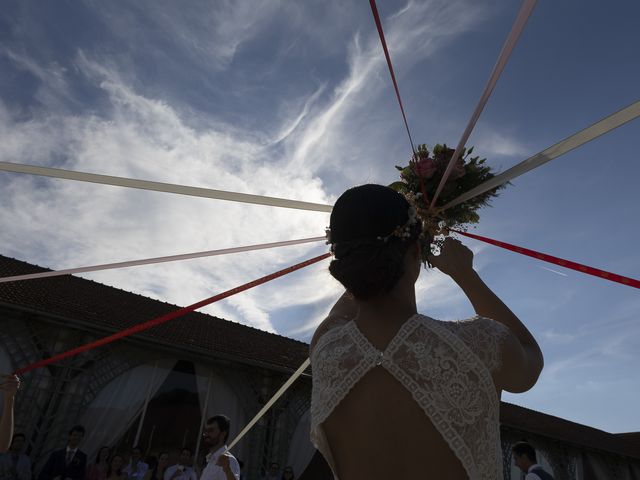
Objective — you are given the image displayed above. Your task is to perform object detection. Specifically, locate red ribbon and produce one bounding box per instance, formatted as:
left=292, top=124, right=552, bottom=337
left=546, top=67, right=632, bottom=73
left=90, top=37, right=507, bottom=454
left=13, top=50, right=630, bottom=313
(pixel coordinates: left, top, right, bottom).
left=451, top=229, right=639, bottom=289
left=13, top=253, right=331, bottom=375
left=369, top=0, right=416, bottom=155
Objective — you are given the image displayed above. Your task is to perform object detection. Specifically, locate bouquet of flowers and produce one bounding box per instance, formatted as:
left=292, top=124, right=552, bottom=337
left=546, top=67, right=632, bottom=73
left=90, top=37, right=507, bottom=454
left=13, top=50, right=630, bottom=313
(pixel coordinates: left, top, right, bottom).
left=389, top=143, right=506, bottom=257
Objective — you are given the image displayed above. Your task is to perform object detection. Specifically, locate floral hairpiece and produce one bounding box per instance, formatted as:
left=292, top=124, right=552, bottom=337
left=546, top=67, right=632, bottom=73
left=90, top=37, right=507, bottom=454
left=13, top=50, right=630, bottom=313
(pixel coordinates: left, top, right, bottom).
left=325, top=205, right=419, bottom=254
left=376, top=205, right=418, bottom=242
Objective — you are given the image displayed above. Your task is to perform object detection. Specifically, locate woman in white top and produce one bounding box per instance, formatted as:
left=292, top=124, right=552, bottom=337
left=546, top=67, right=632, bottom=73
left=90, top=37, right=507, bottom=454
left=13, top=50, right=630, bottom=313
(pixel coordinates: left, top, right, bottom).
left=310, top=184, right=543, bottom=480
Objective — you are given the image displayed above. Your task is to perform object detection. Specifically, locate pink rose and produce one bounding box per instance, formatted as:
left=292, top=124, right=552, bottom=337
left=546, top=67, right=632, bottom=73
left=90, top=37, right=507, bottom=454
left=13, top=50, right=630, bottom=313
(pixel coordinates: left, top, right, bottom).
left=446, top=158, right=466, bottom=181
left=414, top=157, right=438, bottom=179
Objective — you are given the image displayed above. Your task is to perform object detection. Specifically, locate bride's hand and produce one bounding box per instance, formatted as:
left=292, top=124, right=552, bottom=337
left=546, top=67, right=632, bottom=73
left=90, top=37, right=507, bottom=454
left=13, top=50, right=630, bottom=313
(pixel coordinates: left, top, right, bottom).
left=428, top=237, right=475, bottom=280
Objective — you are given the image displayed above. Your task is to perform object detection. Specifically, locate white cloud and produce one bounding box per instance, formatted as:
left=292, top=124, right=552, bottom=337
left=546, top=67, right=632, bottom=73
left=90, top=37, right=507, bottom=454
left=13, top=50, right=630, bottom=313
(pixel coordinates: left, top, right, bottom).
left=93, top=0, right=283, bottom=70
left=471, top=128, right=529, bottom=158
left=280, top=0, right=487, bottom=186
left=0, top=54, right=333, bottom=333
left=0, top=0, right=492, bottom=337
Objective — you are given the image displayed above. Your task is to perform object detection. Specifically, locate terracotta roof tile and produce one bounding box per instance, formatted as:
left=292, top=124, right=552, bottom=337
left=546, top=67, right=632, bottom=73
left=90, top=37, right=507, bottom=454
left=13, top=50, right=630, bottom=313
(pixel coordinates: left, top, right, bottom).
left=0, top=255, right=309, bottom=371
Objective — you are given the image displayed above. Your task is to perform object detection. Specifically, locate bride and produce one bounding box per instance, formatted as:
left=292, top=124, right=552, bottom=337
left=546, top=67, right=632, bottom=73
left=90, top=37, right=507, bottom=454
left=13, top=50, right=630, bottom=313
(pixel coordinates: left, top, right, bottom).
left=310, top=184, right=543, bottom=480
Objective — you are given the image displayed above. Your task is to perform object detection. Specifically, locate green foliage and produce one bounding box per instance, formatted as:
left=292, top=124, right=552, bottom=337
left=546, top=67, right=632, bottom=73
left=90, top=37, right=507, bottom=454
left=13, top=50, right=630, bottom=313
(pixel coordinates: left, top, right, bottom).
left=389, top=143, right=507, bottom=254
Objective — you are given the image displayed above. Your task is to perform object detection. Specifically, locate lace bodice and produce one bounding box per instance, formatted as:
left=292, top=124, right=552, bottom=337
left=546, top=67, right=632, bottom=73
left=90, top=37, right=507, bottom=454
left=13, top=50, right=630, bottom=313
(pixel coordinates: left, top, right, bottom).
left=310, top=314, right=511, bottom=480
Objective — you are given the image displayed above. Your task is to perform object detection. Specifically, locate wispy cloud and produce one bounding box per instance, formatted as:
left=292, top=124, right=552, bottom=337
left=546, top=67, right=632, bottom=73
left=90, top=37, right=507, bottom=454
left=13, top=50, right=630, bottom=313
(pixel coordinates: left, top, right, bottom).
left=0, top=53, right=333, bottom=333
left=0, top=0, right=492, bottom=337
left=281, top=0, right=487, bottom=185
left=538, top=265, right=568, bottom=277
left=471, top=129, right=529, bottom=158
left=93, top=0, right=283, bottom=71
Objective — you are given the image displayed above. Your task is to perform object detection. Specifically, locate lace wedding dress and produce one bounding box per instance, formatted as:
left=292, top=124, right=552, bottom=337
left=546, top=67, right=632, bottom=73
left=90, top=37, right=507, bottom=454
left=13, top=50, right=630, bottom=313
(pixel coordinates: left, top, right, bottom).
left=310, top=314, right=511, bottom=480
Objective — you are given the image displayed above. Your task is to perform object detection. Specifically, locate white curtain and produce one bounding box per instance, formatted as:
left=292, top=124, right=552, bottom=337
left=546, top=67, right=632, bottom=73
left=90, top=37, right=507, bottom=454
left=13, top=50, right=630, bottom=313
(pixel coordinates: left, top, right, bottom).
left=507, top=449, right=554, bottom=479
left=286, top=409, right=316, bottom=478
left=577, top=452, right=616, bottom=479
left=80, top=358, right=176, bottom=461
left=194, top=364, right=247, bottom=463
left=537, top=451, right=554, bottom=479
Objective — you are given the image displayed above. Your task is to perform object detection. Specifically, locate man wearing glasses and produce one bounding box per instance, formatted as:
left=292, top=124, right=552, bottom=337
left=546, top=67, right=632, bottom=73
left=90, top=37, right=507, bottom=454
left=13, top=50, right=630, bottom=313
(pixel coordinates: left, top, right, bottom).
left=199, top=415, right=239, bottom=480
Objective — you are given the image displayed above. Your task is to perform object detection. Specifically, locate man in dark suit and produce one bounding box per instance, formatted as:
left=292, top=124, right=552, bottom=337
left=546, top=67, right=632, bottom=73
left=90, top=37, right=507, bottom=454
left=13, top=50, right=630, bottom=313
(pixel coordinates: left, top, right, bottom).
left=38, top=425, right=87, bottom=480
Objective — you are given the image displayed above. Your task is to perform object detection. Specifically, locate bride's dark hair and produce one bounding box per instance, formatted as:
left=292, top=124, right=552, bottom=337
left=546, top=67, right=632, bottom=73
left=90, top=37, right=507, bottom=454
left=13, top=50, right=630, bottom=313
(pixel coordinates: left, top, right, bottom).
left=328, top=184, right=421, bottom=300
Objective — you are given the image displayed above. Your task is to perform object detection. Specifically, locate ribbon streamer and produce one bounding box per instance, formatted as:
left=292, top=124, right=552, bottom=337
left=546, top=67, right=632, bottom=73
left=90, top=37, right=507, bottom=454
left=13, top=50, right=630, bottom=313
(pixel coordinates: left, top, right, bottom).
left=430, top=0, right=537, bottom=209
left=13, top=253, right=331, bottom=375
left=0, top=237, right=325, bottom=283
left=0, top=162, right=333, bottom=213
left=369, top=0, right=416, bottom=154
left=452, top=229, right=639, bottom=289
left=442, top=99, right=640, bottom=211
left=227, top=358, right=310, bottom=452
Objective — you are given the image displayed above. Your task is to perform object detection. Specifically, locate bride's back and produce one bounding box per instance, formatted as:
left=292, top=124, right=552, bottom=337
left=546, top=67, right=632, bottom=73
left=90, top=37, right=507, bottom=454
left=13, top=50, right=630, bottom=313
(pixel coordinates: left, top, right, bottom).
left=311, top=304, right=508, bottom=480
left=322, top=339, right=470, bottom=479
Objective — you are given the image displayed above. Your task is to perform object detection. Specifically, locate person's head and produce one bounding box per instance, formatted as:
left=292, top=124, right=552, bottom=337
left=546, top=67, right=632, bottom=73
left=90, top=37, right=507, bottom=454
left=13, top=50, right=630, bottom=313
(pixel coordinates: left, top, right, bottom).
left=157, top=452, right=169, bottom=469
left=131, top=446, right=143, bottom=463
left=108, top=455, right=124, bottom=476
left=203, top=415, right=230, bottom=449
left=97, top=446, right=111, bottom=464
left=179, top=448, right=192, bottom=466
left=10, top=433, right=25, bottom=453
left=282, top=466, right=294, bottom=480
left=268, top=462, right=279, bottom=476
left=68, top=425, right=85, bottom=448
left=328, top=184, right=423, bottom=300
left=512, top=441, right=537, bottom=472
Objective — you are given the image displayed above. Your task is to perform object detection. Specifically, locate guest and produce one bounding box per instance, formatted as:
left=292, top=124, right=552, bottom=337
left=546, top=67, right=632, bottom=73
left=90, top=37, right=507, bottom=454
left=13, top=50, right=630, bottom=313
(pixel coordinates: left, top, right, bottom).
left=0, top=433, right=32, bottom=480
left=124, top=446, right=149, bottom=480
left=164, top=448, right=196, bottom=480
left=144, top=452, right=169, bottom=480
left=107, top=455, right=125, bottom=480
left=281, top=466, right=294, bottom=480
left=38, top=425, right=87, bottom=480
left=87, top=446, right=111, bottom=480
left=200, top=415, right=240, bottom=480
left=512, top=442, right=554, bottom=480
left=0, top=375, right=20, bottom=453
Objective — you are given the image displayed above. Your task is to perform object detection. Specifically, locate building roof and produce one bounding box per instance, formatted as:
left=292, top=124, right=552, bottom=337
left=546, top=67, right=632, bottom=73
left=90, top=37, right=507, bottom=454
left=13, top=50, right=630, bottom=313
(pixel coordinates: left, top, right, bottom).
left=615, top=433, right=640, bottom=458
left=1, top=254, right=638, bottom=461
left=501, top=402, right=640, bottom=460
left=0, top=254, right=310, bottom=372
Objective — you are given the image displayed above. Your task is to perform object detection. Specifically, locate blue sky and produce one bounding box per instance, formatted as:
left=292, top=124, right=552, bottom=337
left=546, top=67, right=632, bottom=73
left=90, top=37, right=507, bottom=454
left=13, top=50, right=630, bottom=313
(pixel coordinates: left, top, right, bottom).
left=1, top=0, right=638, bottom=434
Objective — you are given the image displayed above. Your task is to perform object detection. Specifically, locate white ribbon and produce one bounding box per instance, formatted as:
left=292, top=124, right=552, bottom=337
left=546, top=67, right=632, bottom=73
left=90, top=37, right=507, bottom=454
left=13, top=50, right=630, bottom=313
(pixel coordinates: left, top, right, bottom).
left=430, top=0, right=538, bottom=208
left=0, top=237, right=325, bottom=283
left=0, top=162, right=333, bottom=213
left=442, top=99, right=640, bottom=210
left=226, top=358, right=310, bottom=452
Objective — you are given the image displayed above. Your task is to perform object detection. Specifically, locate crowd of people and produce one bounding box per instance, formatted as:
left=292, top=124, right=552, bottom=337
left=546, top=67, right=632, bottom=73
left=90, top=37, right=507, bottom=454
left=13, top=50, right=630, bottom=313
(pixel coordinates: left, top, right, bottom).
left=0, top=410, right=300, bottom=480
left=0, top=416, right=553, bottom=480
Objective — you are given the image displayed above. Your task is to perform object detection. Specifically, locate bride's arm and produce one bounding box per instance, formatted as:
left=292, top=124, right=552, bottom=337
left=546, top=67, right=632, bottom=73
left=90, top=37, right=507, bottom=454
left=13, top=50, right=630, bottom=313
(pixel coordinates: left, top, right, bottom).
left=430, top=238, right=544, bottom=392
